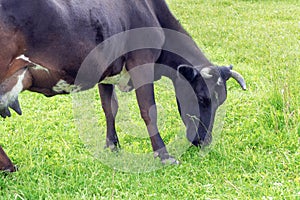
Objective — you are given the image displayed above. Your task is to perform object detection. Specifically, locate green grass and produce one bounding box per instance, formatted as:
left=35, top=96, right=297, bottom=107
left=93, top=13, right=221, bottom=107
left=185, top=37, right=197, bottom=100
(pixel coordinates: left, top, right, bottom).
left=1, top=0, right=299, bottom=199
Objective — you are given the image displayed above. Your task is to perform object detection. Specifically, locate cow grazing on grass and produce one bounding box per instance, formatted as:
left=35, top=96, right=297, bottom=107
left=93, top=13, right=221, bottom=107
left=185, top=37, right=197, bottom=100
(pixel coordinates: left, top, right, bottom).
left=0, top=0, right=246, bottom=172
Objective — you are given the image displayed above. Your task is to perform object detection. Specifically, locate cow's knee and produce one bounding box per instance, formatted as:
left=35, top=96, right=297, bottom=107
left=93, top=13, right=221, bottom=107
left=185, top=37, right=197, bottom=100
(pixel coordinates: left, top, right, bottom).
left=139, top=104, right=157, bottom=125
left=101, top=97, right=118, bottom=117
left=99, top=84, right=118, bottom=117
left=140, top=108, right=151, bottom=125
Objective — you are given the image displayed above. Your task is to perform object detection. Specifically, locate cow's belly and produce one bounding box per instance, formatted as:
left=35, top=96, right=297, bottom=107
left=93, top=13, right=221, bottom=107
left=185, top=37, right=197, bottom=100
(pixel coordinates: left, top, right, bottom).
left=2, top=55, right=132, bottom=100
left=100, top=66, right=132, bottom=92
left=51, top=66, right=133, bottom=94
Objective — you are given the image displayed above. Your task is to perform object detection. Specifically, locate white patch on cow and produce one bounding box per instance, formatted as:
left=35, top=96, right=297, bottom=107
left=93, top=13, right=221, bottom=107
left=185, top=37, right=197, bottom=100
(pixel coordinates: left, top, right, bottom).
left=217, top=77, right=223, bottom=86
left=16, top=54, right=49, bottom=73
left=0, top=70, right=26, bottom=108
left=52, top=80, right=81, bottom=93
left=31, top=65, right=49, bottom=73
left=101, top=66, right=132, bottom=92
left=16, top=55, right=35, bottom=64
left=214, top=91, right=219, bottom=101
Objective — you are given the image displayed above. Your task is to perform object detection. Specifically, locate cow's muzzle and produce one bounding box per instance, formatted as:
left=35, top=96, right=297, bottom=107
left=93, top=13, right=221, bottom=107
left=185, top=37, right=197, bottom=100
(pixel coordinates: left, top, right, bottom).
left=186, top=121, right=213, bottom=147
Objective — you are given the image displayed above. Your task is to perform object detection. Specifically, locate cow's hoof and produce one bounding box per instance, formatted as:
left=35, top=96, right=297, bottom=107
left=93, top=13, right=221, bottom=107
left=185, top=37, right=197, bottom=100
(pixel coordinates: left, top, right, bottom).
left=105, top=144, right=118, bottom=151
left=104, top=141, right=120, bottom=152
left=161, top=157, right=180, bottom=165
left=1, top=165, right=18, bottom=173
left=154, top=152, right=179, bottom=165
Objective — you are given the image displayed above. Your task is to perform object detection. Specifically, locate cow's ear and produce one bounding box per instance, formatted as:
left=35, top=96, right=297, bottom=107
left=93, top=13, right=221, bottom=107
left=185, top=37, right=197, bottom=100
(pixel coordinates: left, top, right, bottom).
left=177, top=65, right=198, bottom=82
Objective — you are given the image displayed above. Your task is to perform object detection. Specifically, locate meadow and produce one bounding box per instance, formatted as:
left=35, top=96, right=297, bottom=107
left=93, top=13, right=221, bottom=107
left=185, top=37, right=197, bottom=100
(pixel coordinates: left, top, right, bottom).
left=0, top=0, right=299, bottom=199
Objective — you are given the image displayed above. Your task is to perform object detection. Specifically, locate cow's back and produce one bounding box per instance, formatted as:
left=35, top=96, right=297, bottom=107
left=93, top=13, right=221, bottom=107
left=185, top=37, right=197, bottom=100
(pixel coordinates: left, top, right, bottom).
left=1, top=0, right=169, bottom=70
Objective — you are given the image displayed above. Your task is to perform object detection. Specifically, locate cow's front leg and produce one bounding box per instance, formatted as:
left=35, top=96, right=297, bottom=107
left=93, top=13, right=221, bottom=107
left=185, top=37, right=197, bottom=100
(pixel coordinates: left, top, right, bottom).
left=0, top=146, right=17, bottom=172
left=135, top=84, right=178, bottom=164
left=98, top=84, right=120, bottom=150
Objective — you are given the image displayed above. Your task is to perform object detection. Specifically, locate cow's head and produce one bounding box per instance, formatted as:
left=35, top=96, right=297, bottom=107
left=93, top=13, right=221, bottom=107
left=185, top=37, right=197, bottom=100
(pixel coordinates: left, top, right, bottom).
left=176, top=65, right=246, bottom=146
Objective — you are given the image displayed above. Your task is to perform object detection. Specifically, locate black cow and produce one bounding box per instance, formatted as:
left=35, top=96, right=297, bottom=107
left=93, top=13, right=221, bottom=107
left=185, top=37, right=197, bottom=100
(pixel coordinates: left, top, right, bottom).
left=0, top=0, right=246, bottom=171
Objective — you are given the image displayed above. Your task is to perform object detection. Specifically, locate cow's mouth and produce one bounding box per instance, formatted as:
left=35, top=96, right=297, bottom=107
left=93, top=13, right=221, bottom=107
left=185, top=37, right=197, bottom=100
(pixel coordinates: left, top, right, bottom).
left=185, top=119, right=213, bottom=147
left=0, top=98, right=22, bottom=118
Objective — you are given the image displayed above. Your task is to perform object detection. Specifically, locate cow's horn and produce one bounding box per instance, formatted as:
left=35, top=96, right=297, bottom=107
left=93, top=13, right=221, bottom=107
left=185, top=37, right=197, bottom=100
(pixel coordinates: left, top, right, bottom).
left=200, top=67, right=213, bottom=79
left=9, top=98, right=22, bottom=115
left=230, top=70, right=246, bottom=90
